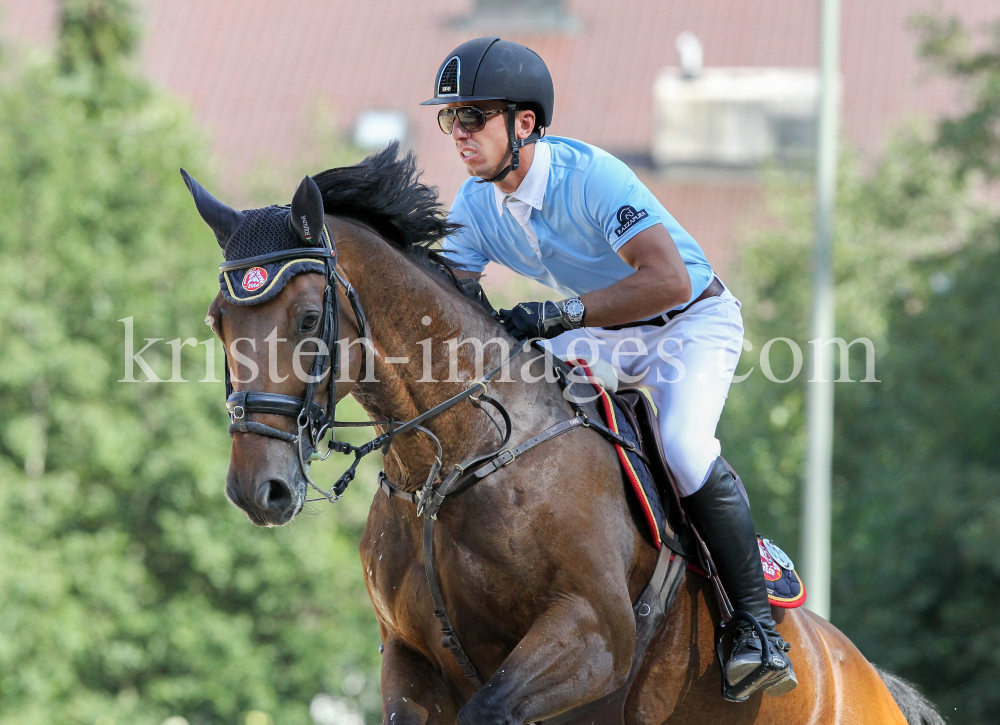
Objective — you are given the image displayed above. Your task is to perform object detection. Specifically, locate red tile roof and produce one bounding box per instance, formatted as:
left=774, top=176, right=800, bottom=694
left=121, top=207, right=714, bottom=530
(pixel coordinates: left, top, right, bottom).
left=1, top=0, right=995, bottom=274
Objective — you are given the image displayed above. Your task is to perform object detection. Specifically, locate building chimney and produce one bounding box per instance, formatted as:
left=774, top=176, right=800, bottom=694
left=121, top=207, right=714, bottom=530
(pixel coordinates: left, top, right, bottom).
left=676, top=32, right=703, bottom=80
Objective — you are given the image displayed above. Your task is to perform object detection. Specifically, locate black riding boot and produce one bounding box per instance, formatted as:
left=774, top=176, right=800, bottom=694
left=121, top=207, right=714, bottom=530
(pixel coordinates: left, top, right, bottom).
left=682, top=457, right=797, bottom=699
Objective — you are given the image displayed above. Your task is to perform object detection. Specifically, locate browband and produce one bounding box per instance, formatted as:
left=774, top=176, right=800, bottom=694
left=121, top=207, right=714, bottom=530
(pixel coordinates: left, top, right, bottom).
left=219, top=246, right=334, bottom=272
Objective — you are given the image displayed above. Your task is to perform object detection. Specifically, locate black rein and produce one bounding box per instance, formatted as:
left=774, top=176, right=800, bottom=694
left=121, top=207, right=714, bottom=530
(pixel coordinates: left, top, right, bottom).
left=220, top=231, right=649, bottom=686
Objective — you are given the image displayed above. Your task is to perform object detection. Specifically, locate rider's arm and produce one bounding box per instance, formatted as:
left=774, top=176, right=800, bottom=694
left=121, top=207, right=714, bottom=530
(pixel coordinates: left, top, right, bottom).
left=578, top=223, right=691, bottom=328
left=452, top=269, right=482, bottom=281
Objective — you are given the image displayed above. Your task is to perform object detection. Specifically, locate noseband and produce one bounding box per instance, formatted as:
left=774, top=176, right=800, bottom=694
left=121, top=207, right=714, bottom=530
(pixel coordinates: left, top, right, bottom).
left=221, top=233, right=369, bottom=498
left=219, top=223, right=637, bottom=517
left=216, top=220, right=519, bottom=506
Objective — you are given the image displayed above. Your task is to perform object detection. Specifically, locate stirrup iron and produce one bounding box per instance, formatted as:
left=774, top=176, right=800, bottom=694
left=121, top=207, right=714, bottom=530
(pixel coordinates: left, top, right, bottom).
left=715, top=610, right=790, bottom=702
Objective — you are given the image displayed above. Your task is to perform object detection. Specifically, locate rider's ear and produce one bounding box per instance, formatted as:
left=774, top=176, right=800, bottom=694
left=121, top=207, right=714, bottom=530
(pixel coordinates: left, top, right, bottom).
left=180, top=169, right=244, bottom=251
left=289, top=175, right=326, bottom=247
left=517, top=108, right=537, bottom=139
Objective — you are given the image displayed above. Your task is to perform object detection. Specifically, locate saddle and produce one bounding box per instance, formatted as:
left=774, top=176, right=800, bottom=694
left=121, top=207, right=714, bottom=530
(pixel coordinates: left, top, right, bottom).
left=376, top=341, right=801, bottom=720
left=610, top=385, right=804, bottom=611
left=542, top=365, right=804, bottom=725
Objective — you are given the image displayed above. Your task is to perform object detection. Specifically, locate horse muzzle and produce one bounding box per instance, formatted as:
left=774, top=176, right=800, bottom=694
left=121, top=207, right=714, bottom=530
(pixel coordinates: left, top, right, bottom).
left=226, top=439, right=307, bottom=526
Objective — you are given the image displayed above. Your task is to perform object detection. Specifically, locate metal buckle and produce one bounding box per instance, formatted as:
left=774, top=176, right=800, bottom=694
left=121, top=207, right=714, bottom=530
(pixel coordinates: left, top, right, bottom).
left=496, top=449, right=516, bottom=467
left=232, top=405, right=245, bottom=420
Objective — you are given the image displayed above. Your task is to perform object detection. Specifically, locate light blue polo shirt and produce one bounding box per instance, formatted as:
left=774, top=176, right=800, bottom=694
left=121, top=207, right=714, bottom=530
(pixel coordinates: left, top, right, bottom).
left=441, top=136, right=713, bottom=308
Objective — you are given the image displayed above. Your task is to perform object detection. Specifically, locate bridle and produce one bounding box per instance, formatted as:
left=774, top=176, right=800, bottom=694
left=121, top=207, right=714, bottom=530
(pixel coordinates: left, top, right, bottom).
left=219, top=221, right=641, bottom=505
left=217, top=222, right=665, bottom=686
left=218, top=223, right=518, bottom=505
left=221, top=222, right=369, bottom=501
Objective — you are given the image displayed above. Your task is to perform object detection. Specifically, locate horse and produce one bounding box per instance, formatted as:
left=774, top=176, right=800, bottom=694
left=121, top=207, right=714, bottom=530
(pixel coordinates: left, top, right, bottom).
left=187, top=145, right=941, bottom=725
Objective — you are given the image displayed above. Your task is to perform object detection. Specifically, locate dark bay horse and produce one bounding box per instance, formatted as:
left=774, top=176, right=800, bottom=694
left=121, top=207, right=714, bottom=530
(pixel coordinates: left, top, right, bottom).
left=190, top=147, right=932, bottom=725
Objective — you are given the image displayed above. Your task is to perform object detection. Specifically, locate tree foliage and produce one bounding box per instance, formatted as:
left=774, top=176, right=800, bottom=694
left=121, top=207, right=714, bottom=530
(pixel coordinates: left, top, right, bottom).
left=4, top=1, right=999, bottom=723
left=0, top=3, right=382, bottom=724
left=720, top=13, right=1000, bottom=724
left=913, top=12, right=1000, bottom=181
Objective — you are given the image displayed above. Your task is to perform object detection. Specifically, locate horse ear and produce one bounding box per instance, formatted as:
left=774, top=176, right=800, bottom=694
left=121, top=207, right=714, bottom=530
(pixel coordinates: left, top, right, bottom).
left=289, top=175, right=326, bottom=247
left=180, top=169, right=244, bottom=250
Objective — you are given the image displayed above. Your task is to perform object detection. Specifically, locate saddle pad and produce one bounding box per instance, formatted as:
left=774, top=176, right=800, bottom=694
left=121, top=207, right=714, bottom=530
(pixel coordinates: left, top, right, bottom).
left=758, top=535, right=806, bottom=608
left=567, top=361, right=805, bottom=608
left=569, top=360, right=666, bottom=550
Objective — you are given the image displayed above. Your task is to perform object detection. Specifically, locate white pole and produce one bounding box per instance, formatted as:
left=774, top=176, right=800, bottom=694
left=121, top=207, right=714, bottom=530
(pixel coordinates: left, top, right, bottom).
left=803, top=0, right=839, bottom=621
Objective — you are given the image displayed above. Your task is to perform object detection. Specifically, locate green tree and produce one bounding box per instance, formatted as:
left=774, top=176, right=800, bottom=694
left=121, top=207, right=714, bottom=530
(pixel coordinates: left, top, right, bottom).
left=0, top=2, right=382, bottom=724
left=720, top=129, right=971, bottom=543
left=833, top=231, right=1000, bottom=723
left=719, top=12, right=1000, bottom=724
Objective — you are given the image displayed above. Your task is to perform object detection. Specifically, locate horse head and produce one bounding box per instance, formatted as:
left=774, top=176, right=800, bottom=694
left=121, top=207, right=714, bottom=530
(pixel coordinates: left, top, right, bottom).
left=183, top=170, right=364, bottom=526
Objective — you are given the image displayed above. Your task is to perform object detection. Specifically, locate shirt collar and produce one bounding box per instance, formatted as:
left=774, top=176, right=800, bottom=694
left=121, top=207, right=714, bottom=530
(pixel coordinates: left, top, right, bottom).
left=492, top=140, right=551, bottom=215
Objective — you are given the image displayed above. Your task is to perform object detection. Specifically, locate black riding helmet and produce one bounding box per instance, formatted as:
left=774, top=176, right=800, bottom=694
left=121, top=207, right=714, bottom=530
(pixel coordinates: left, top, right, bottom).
left=421, top=37, right=554, bottom=183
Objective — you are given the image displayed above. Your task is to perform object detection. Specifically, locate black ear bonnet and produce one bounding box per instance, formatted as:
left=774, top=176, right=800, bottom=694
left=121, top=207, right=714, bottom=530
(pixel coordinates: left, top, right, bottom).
left=180, top=169, right=334, bottom=305
left=217, top=205, right=334, bottom=305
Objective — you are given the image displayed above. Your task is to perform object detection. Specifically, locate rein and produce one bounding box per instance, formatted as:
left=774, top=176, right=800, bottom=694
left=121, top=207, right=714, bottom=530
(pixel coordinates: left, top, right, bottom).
left=316, top=343, right=523, bottom=503
left=221, top=230, right=651, bottom=686
left=220, top=234, right=526, bottom=505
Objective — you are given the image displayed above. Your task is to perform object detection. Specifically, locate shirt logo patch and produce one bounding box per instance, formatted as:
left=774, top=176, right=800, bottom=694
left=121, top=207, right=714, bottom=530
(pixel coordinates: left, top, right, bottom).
left=614, top=205, right=649, bottom=237
left=242, top=267, right=268, bottom=292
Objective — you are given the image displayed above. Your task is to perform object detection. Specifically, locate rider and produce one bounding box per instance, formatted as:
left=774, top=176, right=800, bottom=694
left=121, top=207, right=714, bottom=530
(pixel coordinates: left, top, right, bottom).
left=421, top=37, right=796, bottom=698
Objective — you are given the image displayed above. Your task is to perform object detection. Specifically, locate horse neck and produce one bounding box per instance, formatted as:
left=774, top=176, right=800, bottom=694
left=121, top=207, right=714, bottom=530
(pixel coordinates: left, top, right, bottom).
left=335, top=221, right=508, bottom=489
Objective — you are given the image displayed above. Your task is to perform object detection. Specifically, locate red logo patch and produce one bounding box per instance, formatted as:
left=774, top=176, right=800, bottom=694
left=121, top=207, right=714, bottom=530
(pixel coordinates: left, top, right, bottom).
left=242, top=267, right=268, bottom=292
left=758, top=539, right=783, bottom=582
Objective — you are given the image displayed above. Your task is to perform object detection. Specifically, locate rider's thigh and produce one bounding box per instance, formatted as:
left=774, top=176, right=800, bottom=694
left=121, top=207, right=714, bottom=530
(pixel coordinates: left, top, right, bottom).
left=625, top=293, right=745, bottom=496
left=541, top=327, right=607, bottom=362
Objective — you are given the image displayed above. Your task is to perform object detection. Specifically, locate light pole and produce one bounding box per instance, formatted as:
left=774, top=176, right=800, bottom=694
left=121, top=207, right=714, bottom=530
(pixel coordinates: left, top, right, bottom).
left=802, top=0, right=840, bottom=621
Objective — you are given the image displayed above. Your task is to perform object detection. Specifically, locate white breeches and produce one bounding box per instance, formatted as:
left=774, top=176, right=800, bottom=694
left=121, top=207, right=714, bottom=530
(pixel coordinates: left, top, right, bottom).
left=542, top=284, right=745, bottom=497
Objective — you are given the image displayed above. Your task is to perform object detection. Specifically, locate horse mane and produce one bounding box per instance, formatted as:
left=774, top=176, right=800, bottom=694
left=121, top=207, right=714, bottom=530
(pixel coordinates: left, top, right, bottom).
left=312, top=142, right=460, bottom=261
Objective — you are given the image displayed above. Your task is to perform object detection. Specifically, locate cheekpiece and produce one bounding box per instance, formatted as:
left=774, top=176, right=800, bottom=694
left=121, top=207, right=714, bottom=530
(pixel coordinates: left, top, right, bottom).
left=217, top=204, right=334, bottom=306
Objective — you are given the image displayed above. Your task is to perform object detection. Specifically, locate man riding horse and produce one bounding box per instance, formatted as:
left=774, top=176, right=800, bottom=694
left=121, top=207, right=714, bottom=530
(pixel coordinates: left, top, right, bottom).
left=422, top=37, right=796, bottom=699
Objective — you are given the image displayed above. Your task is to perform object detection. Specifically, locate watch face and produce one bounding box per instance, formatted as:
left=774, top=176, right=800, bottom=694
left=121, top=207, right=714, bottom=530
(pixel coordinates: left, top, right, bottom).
left=565, top=298, right=585, bottom=319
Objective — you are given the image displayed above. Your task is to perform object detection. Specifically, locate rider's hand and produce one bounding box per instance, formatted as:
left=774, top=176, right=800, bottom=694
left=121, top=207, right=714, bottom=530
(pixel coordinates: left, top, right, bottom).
left=498, top=301, right=571, bottom=341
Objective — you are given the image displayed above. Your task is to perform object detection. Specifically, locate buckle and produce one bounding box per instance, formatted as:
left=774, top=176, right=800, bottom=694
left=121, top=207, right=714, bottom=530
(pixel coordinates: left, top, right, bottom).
left=496, top=449, right=516, bottom=467
left=231, top=405, right=245, bottom=420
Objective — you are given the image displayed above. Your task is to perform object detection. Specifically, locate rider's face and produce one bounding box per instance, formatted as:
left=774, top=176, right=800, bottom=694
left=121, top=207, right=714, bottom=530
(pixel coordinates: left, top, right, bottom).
left=445, top=100, right=511, bottom=178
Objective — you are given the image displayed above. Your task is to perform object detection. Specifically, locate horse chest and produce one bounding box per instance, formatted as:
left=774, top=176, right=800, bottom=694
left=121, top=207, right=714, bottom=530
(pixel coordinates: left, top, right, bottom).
left=360, top=495, right=546, bottom=642
left=360, top=500, right=435, bottom=635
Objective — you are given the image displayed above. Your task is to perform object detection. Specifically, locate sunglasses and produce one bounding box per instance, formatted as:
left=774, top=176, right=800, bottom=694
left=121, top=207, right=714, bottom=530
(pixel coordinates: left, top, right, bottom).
left=437, top=106, right=505, bottom=134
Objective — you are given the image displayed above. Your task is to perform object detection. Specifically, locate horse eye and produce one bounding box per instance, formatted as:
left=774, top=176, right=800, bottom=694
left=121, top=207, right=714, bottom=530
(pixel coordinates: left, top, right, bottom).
left=301, top=313, right=320, bottom=331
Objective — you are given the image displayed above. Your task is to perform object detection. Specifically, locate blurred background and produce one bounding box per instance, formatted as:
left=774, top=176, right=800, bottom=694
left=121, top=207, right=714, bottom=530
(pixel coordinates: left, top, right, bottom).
left=0, top=0, right=997, bottom=724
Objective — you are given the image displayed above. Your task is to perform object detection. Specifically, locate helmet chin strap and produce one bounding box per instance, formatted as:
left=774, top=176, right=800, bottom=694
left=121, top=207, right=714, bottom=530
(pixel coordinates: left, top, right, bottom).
left=476, top=102, right=541, bottom=185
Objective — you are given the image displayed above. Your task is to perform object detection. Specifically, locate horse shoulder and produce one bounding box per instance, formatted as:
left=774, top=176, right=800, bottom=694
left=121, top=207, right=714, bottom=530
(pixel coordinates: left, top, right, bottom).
left=360, top=495, right=428, bottom=640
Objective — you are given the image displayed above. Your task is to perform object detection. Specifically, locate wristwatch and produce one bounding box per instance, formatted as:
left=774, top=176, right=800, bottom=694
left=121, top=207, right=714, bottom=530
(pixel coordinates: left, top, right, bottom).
left=558, top=297, right=586, bottom=329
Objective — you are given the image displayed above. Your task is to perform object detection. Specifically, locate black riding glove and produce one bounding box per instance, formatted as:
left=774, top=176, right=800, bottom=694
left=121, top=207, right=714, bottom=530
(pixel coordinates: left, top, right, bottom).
left=498, top=301, right=572, bottom=341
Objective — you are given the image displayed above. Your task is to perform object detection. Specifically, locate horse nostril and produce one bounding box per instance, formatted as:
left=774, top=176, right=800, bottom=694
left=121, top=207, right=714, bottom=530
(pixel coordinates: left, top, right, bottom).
left=256, top=479, right=293, bottom=512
